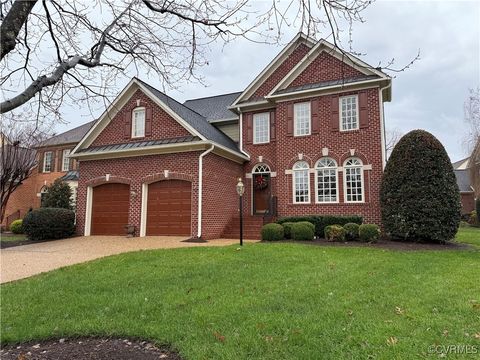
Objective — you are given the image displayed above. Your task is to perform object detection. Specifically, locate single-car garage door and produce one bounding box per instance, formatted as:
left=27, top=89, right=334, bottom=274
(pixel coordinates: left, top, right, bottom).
left=91, top=183, right=130, bottom=235
left=146, top=180, right=191, bottom=236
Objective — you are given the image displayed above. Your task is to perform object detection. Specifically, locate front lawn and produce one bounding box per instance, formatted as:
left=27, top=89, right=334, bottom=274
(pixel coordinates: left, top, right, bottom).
left=1, top=228, right=479, bottom=359
left=456, top=225, right=480, bottom=248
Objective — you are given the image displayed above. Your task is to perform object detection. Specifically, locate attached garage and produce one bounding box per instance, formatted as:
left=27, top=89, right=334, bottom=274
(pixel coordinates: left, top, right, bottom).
left=146, top=180, right=191, bottom=236
left=91, top=183, right=130, bottom=235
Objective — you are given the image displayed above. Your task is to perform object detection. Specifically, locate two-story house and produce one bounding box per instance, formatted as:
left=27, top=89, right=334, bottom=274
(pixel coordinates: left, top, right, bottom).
left=70, top=33, right=392, bottom=239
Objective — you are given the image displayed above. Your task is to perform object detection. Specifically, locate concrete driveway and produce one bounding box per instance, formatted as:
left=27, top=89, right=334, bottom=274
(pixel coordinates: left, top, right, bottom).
left=1, top=236, right=248, bottom=283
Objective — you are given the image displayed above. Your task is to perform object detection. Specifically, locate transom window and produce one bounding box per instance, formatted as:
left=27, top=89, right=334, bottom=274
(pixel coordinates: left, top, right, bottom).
left=253, top=163, right=271, bottom=173
left=253, top=112, right=270, bottom=144
left=43, top=151, right=52, bottom=172
left=294, top=102, right=311, bottom=136
left=340, top=95, right=359, bottom=131
left=344, top=157, right=363, bottom=202
left=62, top=149, right=71, bottom=172
left=132, top=107, right=146, bottom=138
left=315, top=157, right=338, bottom=203
left=293, top=161, right=310, bottom=203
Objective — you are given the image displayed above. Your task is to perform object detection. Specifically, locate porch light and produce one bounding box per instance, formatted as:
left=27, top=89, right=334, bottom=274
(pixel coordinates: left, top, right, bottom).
left=236, top=178, right=245, bottom=246
left=236, top=177, right=245, bottom=197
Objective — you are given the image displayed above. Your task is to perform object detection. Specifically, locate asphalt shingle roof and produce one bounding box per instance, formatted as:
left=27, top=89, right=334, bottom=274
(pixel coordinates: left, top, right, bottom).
left=454, top=169, right=473, bottom=192
left=37, top=121, right=95, bottom=148
left=183, top=92, right=241, bottom=122
left=137, top=79, right=241, bottom=154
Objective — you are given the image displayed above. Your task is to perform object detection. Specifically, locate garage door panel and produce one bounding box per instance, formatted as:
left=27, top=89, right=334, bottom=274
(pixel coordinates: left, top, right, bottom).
left=91, top=183, right=130, bottom=235
left=146, top=180, right=191, bottom=236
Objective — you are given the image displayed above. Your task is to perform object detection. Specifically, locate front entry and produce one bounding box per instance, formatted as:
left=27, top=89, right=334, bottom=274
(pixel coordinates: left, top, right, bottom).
left=253, top=173, right=270, bottom=214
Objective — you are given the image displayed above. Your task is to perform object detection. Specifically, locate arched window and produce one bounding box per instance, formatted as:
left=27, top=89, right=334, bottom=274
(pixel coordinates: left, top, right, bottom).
left=40, top=186, right=48, bottom=207
left=315, top=158, right=338, bottom=203
left=344, top=157, right=364, bottom=203
left=293, top=161, right=310, bottom=203
left=252, top=163, right=271, bottom=174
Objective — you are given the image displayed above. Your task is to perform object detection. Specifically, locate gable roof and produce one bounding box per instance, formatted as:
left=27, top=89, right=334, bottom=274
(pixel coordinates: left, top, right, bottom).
left=36, top=120, right=95, bottom=148
left=184, top=92, right=241, bottom=122
left=454, top=169, right=473, bottom=192
left=452, top=157, right=470, bottom=170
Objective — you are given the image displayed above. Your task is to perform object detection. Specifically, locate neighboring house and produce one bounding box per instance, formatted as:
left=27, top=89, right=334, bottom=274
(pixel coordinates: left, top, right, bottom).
left=452, top=157, right=475, bottom=214
left=468, top=137, right=480, bottom=200
left=70, top=33, right=392, bottom=239
left=2, top=121, right=94, bottom=228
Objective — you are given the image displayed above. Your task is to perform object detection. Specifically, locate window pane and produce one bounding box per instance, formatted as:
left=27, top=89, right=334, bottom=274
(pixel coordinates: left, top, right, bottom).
left=133, top=109, right=145, bottom=137
left=293, top=163, right=309, bottom=203
left=62, top=149, right=71, bottom=171
left=317, top=168, right=337, bottom=202
left=253, top=113, right=269, bottom=144
left=44, top=152, right=52, bottom=172
left=341, top=96, right=359, bottom=131
left=345, top=166, right=363, bottom=202
left=294, top=102, right=311, bottom=136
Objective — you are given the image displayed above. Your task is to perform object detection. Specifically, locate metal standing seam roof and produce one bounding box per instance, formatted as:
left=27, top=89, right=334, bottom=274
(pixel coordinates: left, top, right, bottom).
left=454, top=169, right=474, bottom=193
left=36, top=120, right=96, bottom=148
left=183, top=92, right=242, bottom=122
left=136, top=79, right=241, bottom=154
left=59, top=170, right=79, bottom=181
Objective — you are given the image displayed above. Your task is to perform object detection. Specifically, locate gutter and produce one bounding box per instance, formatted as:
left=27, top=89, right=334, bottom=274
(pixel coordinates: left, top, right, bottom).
left=197, top=144, right=215, bottom=238
left=379, top=82, right=392, bottom=169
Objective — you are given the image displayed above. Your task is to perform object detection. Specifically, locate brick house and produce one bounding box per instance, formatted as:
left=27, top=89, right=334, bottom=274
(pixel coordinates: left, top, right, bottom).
left=2, top=122, right=93, bottom=228
left=70, top=33, right=392, bottom=239
left=452, top=157, right=475, bottom=215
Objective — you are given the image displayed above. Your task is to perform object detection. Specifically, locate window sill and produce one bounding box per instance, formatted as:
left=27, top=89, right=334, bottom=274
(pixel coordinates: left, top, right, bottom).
left=252, top=142, right=271, bottom=146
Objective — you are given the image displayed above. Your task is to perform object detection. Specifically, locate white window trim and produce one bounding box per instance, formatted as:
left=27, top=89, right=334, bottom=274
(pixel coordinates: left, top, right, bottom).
left=339, top=95, right=359, bottom=132
left=292, top=162, right=311, bottom=204
left=315, top=158, right=339, bottom=204
left=132, top=107, right=146, bottom=138
left=293, top=102, right=311, bottom=137
left=343, top=158, right=365, bottom=203
left=43, top=151, right=52, bottom=173
left=253, top=112, right=270, bottom=144
left=62, top=149, right=71, bottom=172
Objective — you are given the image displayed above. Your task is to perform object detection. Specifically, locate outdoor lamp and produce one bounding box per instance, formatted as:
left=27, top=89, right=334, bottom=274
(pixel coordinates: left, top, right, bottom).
left=236, top=177, right=245, bottom=197
left=236, top=178, right=245, bottom=246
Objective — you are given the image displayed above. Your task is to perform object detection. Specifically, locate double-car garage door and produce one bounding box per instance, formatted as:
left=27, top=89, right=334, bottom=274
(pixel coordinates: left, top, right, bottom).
left=91, top=180, right=191, bottom=236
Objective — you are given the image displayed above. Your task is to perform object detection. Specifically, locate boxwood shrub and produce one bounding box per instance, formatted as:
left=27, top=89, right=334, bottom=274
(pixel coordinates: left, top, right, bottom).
left=359, top=224, right=381, bottom=243
left=261, top=223, right=284, bottom=241
left=324, top=225, right=346, bottom=242
left=343, top=222, right=360, bottom=241
left=277, top=215, right=362, bottom=237
left=282, top=222, right=295, bottom=239
left=9, top=219, right=23, bottom=234
left=23, top=208, right=75, bottom=241
left=291, top=222, right=315, bottom=241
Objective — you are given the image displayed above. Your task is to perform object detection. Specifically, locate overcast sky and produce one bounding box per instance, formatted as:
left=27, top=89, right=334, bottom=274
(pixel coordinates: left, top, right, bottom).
left=53, top=0, right=480, bottom=162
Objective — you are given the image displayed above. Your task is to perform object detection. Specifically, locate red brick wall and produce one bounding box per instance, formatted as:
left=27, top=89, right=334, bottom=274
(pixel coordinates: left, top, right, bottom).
left=242, top=87, right=383, bottom=224
left=460, top=192, right=475, bottom=214
left=289, top=51, right=364, bottom=88
left=91, top=89, right=191, bottom=147
left=251, top=43, right=311, bottom=100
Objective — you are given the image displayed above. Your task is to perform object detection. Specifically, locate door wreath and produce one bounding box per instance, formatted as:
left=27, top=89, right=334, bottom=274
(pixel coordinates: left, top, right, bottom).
left=254, top=175, right=268, bottom=190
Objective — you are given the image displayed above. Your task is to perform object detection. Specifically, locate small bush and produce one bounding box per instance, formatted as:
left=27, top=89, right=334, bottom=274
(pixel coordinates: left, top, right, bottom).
left=277, top=215, right=362, bottom=237
left=343, top=223, right=360, bottom=241
left=291, top=222, right=315, bottom=241
left=282, top=222, right=295, bottom=239
left=9, top=219, right=23, bottom=234
left=261, top=223, right=284, bottom=241
left=324, top=225, right=346, bottom=242
left=359, top=224, right=381, bottom=243
left=23, top=208, right=75, bottom=241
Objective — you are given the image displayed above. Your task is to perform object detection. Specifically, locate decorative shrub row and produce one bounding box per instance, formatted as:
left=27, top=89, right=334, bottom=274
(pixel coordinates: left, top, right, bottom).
left=324, top=223, right=380, bottom=243
left=291, top=222, right=315, bottom=241
left=9, top=219, right=23, bottom=234
left=261, top=221, right=315, bottom=241
left=261, top=223, right=284, bottom=241
left=276, top=215, right=363, bottom=237
left=23, top=208, right=75, bottom=241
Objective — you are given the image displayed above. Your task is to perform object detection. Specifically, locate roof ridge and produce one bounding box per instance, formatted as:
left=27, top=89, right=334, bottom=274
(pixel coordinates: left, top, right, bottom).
left=184, top=91, right=243, bottom=102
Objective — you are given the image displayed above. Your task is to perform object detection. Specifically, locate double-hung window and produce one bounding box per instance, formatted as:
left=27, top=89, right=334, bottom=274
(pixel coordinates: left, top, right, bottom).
left=293, top=161, right=310, bottom=203
left=294, top=102, right=311, bottom=136
left=316, top=158, right=338, bottom=203
left=132, top=108, right=146, bottom=138
left=340, top=95, right=359, bottom=131
left=43, top=151, right=52, bottom=172
left=62, top=149, right=71, bottom=171
left=344, top=157, right=364, bottom=202
left=253, top=112, right=270, bottom=144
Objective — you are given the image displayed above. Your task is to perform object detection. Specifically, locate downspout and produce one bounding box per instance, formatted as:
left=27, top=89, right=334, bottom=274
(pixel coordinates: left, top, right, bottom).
left=379, top=82, right=392, bottom=169
left=197, top=144, right=215, bottom=238
left=238, top=107, right=250, bottom=158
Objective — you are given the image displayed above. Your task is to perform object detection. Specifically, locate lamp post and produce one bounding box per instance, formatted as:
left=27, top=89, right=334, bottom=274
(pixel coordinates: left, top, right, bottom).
left=236, top=177, right=245, bottom=246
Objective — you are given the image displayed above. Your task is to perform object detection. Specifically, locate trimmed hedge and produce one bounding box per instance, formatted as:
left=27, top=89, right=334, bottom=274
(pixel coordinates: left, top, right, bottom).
left=359, top=224, right=380, bottom=243
left=282, top=222, right=295, bottom=239
left=324, top=225, right=346, bottom=242
left=291, top=222, right=315, bottom=241
left=277, top=215, right=362, bottom=237
left=23, top=208, right=75, bottom=241
left=10, top=219, right=23, bottom=234
left=261, top=223, right=284, bottom=241
left=343, top=223, right=359, bottom=241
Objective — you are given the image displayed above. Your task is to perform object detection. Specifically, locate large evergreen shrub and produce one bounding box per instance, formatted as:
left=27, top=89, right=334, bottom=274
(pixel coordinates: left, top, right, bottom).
left=476, top=198, right=480, bottom=223
left=23, top=208, right=75, bottom=240
left=380, top=130, right=461, bottom=243
left=41, top=179, right=73, bottom=209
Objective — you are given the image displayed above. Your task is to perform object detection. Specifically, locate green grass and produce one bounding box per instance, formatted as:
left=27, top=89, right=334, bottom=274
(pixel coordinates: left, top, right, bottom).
left=456, top=225, right=480, bottom=248
left=0, top=233, right=27, bottom=243
left=1, top=228, right=479, bottom=359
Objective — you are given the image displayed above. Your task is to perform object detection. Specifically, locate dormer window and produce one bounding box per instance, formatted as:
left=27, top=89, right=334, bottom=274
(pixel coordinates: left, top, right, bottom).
left=132, top=107, right=145, bottom=138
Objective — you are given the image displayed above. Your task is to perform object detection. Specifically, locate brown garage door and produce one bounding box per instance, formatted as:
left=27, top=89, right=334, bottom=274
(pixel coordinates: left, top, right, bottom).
left=91, top=183, right=130, bottom=235
left=146, top=180, right=191, bottom=236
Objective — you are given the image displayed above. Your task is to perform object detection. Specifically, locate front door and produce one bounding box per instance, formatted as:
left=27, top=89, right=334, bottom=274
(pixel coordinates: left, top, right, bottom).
left=253, top=173, right=270, bottom=214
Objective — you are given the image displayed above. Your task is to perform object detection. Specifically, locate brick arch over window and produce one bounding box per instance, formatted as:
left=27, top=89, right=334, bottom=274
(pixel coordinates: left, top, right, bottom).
left=286, top=154, right=313, bottom=169
left=315, top=150, right=341, bottom=166
left=247, top=157, right=275, bottom=173
left=124, top=100, right=153, bottom=139
left=86, top=176, right=132, bottom=187
left=339, top=150, right=370, bottom=165
left=141, top=172, right=194, bottom=185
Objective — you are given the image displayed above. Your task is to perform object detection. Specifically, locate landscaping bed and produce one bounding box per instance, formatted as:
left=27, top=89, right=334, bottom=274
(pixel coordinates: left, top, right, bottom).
left=0, top=337, right=181, bottom=360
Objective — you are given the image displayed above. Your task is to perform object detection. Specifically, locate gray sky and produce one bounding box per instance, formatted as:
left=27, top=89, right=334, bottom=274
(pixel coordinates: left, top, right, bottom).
left=54, top=0, right=480, bottom=162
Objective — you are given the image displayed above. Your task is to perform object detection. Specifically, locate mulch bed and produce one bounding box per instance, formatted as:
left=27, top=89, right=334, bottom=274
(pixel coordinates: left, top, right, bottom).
left=0, top=337, right=183, bottom=360
left=279, top=238, right=473, bottom=251
left=0, top=239, right=39, bottom=249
